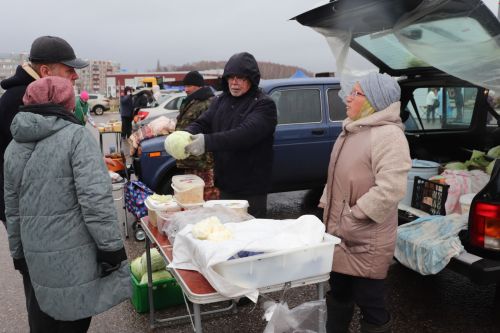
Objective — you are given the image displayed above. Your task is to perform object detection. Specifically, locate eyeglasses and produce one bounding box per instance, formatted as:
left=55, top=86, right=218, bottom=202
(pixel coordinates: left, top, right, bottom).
left=350, top=90, right=365, bottom=98
left=227, top=75, right=248, bottom=83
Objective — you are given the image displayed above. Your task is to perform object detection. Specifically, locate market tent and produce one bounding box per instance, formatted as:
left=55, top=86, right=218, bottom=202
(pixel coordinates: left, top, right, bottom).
left=290, top=70, right=308, bottom=78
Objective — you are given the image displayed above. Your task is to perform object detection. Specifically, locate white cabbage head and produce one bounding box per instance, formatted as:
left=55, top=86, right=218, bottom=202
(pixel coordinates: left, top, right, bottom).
left=164, top=131, right=192, bottom=160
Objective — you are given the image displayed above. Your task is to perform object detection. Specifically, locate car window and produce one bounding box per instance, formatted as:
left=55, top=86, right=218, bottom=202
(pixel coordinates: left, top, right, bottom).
left=405, top=86, right=477, bottom=131
left=164, top=96, right=185, bottom=110
left=270, top=88, right=322, bottom=125
left=88, top=95, right=97, bottom=100
left=326, top=88, right=346, bottom=121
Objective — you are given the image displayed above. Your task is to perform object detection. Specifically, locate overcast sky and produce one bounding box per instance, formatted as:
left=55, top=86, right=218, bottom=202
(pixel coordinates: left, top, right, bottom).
left=1, top=0, right=498, bottom=74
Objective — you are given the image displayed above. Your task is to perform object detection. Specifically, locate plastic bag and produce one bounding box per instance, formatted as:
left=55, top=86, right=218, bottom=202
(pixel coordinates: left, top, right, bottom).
left=163, top=206, right=253, bottom=244
left=262, top=300, right=326, bottom=333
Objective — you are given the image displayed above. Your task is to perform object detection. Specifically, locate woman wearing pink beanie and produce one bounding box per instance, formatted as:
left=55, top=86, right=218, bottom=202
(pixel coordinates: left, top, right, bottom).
left=75, top=90, right=92, bottom=125
left=5, top=76, right=130, bottom=332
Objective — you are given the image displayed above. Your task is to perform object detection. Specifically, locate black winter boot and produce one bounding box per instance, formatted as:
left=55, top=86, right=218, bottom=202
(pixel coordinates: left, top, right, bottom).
left=360, top=317, right=392, bottom=333
left=325, top=291, right=355, bottom=333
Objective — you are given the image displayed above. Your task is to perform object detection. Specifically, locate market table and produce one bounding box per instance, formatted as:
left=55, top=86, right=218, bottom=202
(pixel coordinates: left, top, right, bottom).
left=141, top=216, right=330, bottom=332
left=98, top=130, right=122, bottom=153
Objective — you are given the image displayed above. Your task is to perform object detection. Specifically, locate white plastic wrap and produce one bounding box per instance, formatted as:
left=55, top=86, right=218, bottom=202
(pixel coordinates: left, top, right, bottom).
left=163, top=206, right=253, bottom=244
left=262, top=300, right=327, bottom=333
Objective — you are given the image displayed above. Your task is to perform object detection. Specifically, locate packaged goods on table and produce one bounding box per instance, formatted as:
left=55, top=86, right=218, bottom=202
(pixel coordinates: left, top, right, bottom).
left=171, top=174, right=205, bottom=206
left=163, top=206, right=253, bottom=243
left=144, top=194, right=180, bottom=227
left=203, top=200, right=249, bottom=214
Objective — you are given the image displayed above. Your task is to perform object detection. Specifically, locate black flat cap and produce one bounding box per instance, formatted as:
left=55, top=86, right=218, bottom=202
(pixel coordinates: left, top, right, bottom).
left=29, top=36, right=88, bottom=69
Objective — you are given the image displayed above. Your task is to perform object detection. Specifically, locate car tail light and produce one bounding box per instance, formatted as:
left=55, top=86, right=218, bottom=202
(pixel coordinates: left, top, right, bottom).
left=469, top=201, right=500, bottom=251
left=137, top=110, right=149, bottom=121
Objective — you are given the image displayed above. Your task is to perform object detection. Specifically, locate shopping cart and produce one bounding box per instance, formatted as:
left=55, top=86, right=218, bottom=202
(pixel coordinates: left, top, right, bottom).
left=124, top=179, right=154, bottom=241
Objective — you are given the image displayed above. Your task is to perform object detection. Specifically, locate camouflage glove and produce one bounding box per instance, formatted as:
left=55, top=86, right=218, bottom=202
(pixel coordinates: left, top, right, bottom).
left=185, top=134, right=205, bottom=156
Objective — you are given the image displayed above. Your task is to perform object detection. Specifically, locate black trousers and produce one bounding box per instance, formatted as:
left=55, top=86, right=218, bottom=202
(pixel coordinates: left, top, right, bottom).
left=219, top=190, right=268, bottom=218
left=121, top=116, right=133, bottom=139
left=20, top=269, right=92, bottom=333
left=329, top=272, right=390, bottom=326
left=426, top=105, right=436, bottom=122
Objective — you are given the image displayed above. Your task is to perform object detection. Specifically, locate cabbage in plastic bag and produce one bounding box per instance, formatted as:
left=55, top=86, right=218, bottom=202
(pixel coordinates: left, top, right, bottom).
left=164, top=131, right=192, bottom=160
left=140, top=248, right=166, bottom=273
left=139, top=269, right=172, bottom=285
left=130, top=257, right=144, bottom=281
left=488, top=145, right=500, bottom=159
left=486, top=160, right=496, bottom=175
left=444, top=162, right=467, bottom=171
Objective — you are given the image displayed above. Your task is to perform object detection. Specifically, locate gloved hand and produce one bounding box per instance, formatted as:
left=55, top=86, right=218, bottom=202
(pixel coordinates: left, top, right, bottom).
left=185, top=134, right=205, bottom=156
left=97, top=247, right=127, bottom=277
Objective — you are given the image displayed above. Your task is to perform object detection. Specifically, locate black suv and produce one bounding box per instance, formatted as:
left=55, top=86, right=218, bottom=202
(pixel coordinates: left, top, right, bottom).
left=295, top=0, right=500, bottom=302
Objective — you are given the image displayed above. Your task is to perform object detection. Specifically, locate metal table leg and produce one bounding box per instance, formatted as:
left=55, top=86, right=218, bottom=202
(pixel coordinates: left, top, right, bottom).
left=99, top=133, right=103, bottom=153
left=145, top=238, right=155, bottom=329
left=193, top=303, right=202, bottom=333
left=317, top=282, right=325, bottom=299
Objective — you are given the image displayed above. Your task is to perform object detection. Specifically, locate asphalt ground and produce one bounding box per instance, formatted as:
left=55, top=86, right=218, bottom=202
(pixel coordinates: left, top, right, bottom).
left=1, top=112, right=499, bottom=332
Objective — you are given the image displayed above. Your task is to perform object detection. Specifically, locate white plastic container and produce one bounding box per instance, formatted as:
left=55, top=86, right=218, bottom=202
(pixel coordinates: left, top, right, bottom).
left=157, top=209, right=181, bottom=234
left=400, top=159, right=441, bottom=206
left=459, top=193, right=476, bottom=215
left=145, top=196, right=180, bottom=228
left=171, top=175, right=205, bottom=205
left=212, top=233, right=341, bottom=289
left=203, top=200, right=249, bottom=214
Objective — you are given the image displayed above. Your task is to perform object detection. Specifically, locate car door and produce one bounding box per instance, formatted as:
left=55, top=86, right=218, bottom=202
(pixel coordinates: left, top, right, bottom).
left=270, top=84, right=334, bottom=192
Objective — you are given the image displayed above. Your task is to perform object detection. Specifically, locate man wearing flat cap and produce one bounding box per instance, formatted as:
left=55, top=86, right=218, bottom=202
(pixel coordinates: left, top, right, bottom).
left=0, top=35, right=88, bottom=331
left=174, top=71, right=219, bottom=199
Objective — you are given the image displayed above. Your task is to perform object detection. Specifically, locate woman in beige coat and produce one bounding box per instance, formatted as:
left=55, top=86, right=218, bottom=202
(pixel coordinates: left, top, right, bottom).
left=320, top=72, right=411, bottom=333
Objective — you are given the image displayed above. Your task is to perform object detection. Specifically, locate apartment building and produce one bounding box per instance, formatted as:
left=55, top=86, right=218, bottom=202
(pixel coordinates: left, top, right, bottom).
left=76, top=60, right=120, bottom=95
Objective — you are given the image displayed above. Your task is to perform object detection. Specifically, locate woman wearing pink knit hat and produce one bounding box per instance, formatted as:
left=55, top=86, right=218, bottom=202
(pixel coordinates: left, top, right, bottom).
left=75, top=90, right=93, bottom=126
left=4, top=76, right=130, bottom=331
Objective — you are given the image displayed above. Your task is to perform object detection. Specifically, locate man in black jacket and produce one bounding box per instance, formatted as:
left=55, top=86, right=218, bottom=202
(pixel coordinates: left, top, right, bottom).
left=185, top=52, right=277, bottom=218
left=0, top=35, right=88, bottom=332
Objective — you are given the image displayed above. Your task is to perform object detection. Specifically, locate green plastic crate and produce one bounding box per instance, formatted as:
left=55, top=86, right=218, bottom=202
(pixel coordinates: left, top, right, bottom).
left=130, top=272, right=184, bottom=313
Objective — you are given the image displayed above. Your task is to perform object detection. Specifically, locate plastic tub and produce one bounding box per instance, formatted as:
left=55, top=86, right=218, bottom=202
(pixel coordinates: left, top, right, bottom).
left=401, top=159, right=441, bottom=206
left=212, top=233, right=341, bottom=289
left=157, top=209, right=180, bottom=234
left=144, top=196, right=179, bottom=228
left=460, top=193, right=476, bottom=215
left=171, top=174, right=205, bottom=205
left=203, top=200, right=249, bottom=214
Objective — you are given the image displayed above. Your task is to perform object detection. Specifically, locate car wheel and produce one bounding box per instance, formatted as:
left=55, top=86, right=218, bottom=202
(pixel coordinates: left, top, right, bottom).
left=93, top=105, right=105, bottom=115
left=132, top=221, right=145, bottom=242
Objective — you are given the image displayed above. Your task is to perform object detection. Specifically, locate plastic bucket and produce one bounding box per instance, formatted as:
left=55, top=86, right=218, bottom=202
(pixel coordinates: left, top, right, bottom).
left=400, top=159, right=441, bottom=206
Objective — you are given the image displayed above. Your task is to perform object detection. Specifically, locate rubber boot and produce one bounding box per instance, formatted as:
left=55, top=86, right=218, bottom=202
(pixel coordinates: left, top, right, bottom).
left=325, top=291, right=354, bottom=333
left=360, top=317, right=392, bottom=333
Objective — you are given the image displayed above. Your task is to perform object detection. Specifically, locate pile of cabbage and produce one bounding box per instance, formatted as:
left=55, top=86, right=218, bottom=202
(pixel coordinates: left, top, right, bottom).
left=130, top=248, right=172, bottom=284
left=444, top=145, right=500, bottom=175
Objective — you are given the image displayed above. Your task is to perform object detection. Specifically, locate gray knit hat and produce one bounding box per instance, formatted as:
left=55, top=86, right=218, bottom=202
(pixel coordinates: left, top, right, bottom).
left=359, top=72, right=400, bottom=111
